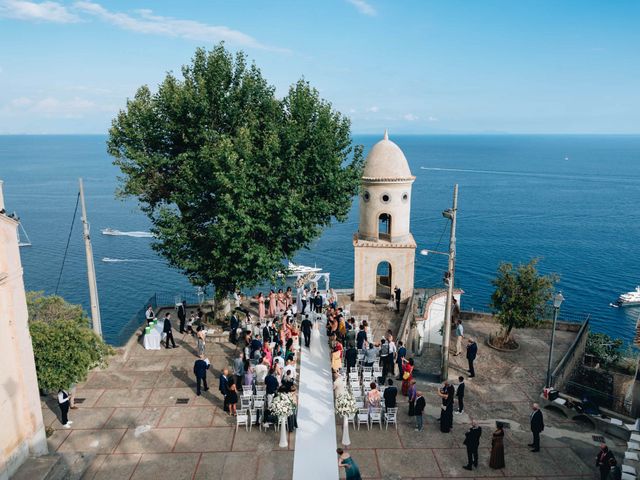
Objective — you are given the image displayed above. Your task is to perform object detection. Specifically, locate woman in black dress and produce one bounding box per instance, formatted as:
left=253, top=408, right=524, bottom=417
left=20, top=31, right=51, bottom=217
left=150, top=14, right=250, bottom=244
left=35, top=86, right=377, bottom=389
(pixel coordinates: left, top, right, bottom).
left=227, top=381, right=238, bottom=416
left=437, top=381, right=455, bottom=432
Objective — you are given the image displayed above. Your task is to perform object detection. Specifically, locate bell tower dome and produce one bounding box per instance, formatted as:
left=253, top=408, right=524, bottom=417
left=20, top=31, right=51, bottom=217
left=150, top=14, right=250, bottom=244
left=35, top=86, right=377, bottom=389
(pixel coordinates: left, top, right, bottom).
left=353, top=131, right=416, bottom=302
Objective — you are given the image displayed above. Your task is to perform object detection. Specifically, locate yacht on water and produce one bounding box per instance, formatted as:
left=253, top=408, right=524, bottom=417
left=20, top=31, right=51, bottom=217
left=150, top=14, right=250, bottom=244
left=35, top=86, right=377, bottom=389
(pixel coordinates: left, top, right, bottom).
left=611, top=287, right=640, bottom=307
left=101, top=228, right=154, bottom=238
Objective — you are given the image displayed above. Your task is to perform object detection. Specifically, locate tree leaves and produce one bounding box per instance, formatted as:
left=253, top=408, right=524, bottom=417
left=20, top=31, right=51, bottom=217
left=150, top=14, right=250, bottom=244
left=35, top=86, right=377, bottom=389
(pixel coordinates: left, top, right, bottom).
left=27, top=293, right=113, bottom=391
left=490, top=259, right=558, bottom=339
left=108, top=44, right=364, bottom=296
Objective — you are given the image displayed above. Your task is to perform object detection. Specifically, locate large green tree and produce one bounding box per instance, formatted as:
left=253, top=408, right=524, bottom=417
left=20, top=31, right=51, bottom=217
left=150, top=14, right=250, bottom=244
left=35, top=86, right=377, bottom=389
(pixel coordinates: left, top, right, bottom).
left=107, top=44, right=364, bottom=299
left=28, top=292, right=113, bottom=391
left=490, top=259, right=558, bottom=344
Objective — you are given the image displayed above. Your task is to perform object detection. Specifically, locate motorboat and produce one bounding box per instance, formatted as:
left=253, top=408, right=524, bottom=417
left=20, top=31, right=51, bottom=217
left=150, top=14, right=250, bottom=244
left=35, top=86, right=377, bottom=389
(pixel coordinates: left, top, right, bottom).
left=287, top=261, right=322, bottom=275
left=611, top=287, right=640, bottom=307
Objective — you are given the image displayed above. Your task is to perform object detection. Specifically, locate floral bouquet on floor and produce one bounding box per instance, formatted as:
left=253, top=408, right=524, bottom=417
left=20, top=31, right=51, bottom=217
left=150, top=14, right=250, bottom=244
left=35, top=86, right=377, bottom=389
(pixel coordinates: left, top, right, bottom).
left=271, top=392, right=295, bottom=421
left=335, top=392, right=357, bottom=417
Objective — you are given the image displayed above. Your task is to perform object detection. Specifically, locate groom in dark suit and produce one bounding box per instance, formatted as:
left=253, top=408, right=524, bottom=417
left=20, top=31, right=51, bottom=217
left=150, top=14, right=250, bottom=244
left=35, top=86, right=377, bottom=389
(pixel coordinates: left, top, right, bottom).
left=529, top=403, right=544, bottom=452
left=463, top=421, right=482, bottom=470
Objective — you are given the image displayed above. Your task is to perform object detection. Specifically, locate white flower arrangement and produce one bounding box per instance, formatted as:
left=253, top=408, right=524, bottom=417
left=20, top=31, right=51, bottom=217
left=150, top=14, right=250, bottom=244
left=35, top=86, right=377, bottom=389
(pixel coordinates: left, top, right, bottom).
left=335, top=392, right=357, bottom=417
left=271, top=392, right=295, bottom=420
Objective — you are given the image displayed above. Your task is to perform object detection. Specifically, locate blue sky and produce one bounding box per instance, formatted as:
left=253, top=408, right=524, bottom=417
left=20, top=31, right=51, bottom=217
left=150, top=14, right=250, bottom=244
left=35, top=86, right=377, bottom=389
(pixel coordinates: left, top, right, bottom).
left=0, top=0, right=639, bottom=134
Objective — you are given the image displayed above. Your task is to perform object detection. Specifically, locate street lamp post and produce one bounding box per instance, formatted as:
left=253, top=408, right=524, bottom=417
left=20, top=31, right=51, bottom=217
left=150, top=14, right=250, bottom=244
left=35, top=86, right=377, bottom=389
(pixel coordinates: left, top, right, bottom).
left=420, top=184, right=458, bottom=382
left=545, top=292, right=565, bottom=388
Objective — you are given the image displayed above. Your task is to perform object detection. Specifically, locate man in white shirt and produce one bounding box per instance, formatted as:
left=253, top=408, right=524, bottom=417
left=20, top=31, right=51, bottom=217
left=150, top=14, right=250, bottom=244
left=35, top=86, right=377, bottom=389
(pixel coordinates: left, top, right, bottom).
left=58, top=389, right=73, bottom=428
left=284, top=360, right=297, bottom=381
left=455, top=320, right=464, bottom=356
left=145, top=305, right=155, bottom=325
left=387, top=337, right=397, bottom=378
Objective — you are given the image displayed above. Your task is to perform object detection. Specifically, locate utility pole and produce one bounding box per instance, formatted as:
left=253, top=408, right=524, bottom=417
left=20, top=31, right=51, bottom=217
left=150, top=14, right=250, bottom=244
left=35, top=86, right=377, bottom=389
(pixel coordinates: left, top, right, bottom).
left=441, top=184, right=458, bottom=381
left=79, top=178, right=102, bottom=338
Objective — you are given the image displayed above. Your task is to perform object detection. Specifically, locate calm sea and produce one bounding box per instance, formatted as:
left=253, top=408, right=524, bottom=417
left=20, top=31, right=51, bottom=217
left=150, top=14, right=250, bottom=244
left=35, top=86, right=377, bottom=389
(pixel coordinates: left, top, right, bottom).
left=1, top=134, right=639, bottom=346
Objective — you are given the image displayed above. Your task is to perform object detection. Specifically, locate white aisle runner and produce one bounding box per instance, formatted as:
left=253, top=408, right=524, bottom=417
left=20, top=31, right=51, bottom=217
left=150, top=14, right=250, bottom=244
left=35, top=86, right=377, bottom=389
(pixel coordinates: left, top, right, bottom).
left=292, top=319, right=339, bottom=480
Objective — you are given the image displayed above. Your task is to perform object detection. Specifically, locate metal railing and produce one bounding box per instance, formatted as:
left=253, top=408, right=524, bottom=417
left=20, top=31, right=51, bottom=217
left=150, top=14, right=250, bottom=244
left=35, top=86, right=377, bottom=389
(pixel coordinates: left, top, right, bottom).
left=565, top=380, right=632, bottom=414
left=550, top=315, right=590, bottom=389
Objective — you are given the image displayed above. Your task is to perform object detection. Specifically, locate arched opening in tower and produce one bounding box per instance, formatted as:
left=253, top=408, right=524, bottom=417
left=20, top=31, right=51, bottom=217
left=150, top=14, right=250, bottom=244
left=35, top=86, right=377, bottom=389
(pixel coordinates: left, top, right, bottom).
left=378, top=213, right=391, bottom=241
left=376, top=261, right=392, bottom=299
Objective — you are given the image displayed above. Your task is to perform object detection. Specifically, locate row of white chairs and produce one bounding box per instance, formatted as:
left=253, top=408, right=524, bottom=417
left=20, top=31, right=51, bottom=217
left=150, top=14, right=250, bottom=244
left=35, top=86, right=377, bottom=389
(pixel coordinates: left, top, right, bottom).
left=344, top=407, right=397, bottom=430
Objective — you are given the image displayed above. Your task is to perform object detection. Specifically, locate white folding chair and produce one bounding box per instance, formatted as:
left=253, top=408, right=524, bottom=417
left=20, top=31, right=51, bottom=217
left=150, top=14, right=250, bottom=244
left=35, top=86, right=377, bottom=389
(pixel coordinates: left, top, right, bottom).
left=248, top=408, right=260, bottom=431
left=346, top=412, right=356, bottom=428
left=621, top=473, right=636, bottom=480
left=355, top=397, right=364, bottom=409
left=363, top=372, right=373, bottom=384
left=370, top=407, right=383, bottom=429
left=253, top=398, right=265, bottom=418
left=357, top=408, right=370, bottom=430
left=236, top=412, right=249, bottom=431
left=631, top=433, right=640, bottom=443
left=351, top=387, right=362, bottom=399
left=240, top=397, right=252, bottom=411
left=385, top=407, right=398, bottom=430
left=255, top=385, right=266, bottom=395
left=349, top=372, right=359, bottom=382
left=242, top=385, right=252, bottom=393
left=628, top=441, right=640, bottom=451
left=241, top=389, right=253, bottom=400
left=622, top=465, right=636, bottom=476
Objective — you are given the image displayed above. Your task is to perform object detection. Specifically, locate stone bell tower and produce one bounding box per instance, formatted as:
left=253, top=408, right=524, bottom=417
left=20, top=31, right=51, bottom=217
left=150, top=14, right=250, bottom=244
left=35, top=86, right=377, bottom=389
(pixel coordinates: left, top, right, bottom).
left=353, top=131, right=416, bottom=302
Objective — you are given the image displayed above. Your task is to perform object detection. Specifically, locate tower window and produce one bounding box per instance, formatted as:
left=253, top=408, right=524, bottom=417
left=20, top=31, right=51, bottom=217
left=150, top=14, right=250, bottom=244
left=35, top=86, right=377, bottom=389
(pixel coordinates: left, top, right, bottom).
left=402, top=192, right=409, bottom=203
left=378, top=213, right=391, bottom=240
left=381, top=193, right=391, bottom=204
left=363, top=191, right=370, bottom=202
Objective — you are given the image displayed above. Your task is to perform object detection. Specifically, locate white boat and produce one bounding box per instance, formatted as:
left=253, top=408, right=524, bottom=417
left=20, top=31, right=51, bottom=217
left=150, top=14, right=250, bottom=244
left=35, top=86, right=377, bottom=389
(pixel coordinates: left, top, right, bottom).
left=101, top=228, right=154, bottom=238
left=286, top=261, right=322, bottom=275
left=612, top=287, right=640, bottom=307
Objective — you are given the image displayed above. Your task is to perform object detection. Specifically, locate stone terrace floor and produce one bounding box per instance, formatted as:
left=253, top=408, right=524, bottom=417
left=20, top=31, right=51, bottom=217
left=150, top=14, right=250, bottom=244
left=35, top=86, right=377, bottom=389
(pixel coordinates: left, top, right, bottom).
left=37, top=300, right=620, bottom=479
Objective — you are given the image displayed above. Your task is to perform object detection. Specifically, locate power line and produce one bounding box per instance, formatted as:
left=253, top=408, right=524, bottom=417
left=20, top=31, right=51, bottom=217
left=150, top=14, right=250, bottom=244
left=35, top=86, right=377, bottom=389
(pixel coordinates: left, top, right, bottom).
left=55, top=192, right=80, bottom=295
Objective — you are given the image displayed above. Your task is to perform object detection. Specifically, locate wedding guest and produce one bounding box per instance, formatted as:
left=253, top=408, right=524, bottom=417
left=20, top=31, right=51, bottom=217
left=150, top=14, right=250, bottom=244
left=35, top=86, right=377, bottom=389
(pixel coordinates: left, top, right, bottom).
left=529, top=403, right=544, bottom=452
left=396, top=341, right=407, bottom=380
left=408, top=380, right=417, bottom=416
left=596, top=444, right=617, bottom=480
left=466, top=338, right=477, bottom=378
left=268, top=290, right=277, bottom=317
left=227, top=381, right=238, bottom=416
left=145, top=304, right=155, bottom=325
left=401, top=357, right=414, bottom=395
left=489, top=423, right=505, bottom=469
left=337, top=448, right=362, bottom=480
left=193, top=354, right=210, bottom=396
left=456, top=376, right=465, bottom=414
left=163, top=313, right=177, bottom=349
left=383, top=378, right=398, bottom=411
left=366, top=382, right=381, bottom=412
left=414, top=391, right=426, bottom=432
left=196, top=325, right=206, bottom=355
left=345, top=344, right=357, bottom=375
left=463, top=421, right=482, bottom=470
left=233, top=352, right=245, bottom=386
left=219, top=368, right=230, bottom=412
left=437, top=381, right=455, bottom=433
left=58, top=388, right=73, bottom=428
left=454, top=319, right=464, bottom=356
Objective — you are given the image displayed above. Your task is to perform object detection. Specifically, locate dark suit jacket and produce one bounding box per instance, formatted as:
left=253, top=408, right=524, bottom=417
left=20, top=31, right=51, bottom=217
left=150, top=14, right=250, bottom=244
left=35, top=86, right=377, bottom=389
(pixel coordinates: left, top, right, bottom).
left=530, top=409, right=544, bottom=433
left=456, top=383, right=465, bottom=398
left=219, top=375, right=229, bottom=395
left=396, top=346, right=407, bottom=364
left=301, top=319, right=312, bottom=333
left=466, top=342, right=477, bottom=361
left=163, top=318, right=172, bottom=333
left=345, top=348, right=357, bottom=367
left=415, top=396, right=426, bottom=415
left=463, top=426, right=482, bottom=448
left=383, top=386, right=398, bottom=409
left=262, top=326, right=271, bottom=343
left=193, top=359, right=209, bottom=378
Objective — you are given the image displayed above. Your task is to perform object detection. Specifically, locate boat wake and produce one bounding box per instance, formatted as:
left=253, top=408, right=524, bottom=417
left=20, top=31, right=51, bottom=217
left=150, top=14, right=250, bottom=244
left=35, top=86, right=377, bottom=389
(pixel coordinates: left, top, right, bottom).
left=101, top=228, right=154, bottom=238
left=101, top=257, right=157, bottom=263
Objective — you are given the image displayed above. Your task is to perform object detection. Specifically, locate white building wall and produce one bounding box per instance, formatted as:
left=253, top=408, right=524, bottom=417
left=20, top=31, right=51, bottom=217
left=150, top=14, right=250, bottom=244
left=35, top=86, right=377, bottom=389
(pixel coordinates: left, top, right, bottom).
left=416, top=292, right=462, bottom=351
left=0, top=182, right=47, bottom=480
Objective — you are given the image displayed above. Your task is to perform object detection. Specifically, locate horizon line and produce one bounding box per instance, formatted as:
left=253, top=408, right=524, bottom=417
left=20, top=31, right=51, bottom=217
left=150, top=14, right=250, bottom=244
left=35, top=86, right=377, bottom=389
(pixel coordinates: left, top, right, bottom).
left=1, top=132, right=640, bottom=136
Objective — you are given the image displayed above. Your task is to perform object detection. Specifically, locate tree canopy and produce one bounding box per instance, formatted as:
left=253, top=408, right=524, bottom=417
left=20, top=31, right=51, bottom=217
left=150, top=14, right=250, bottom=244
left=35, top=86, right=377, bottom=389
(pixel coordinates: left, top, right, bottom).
left=28, top=292, right=113, bottom=391
left=490, top=259, right=558, bottom=341
left=586, top=332, right=624, bottom=369
left=107, top=44, right=364, bottom=297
